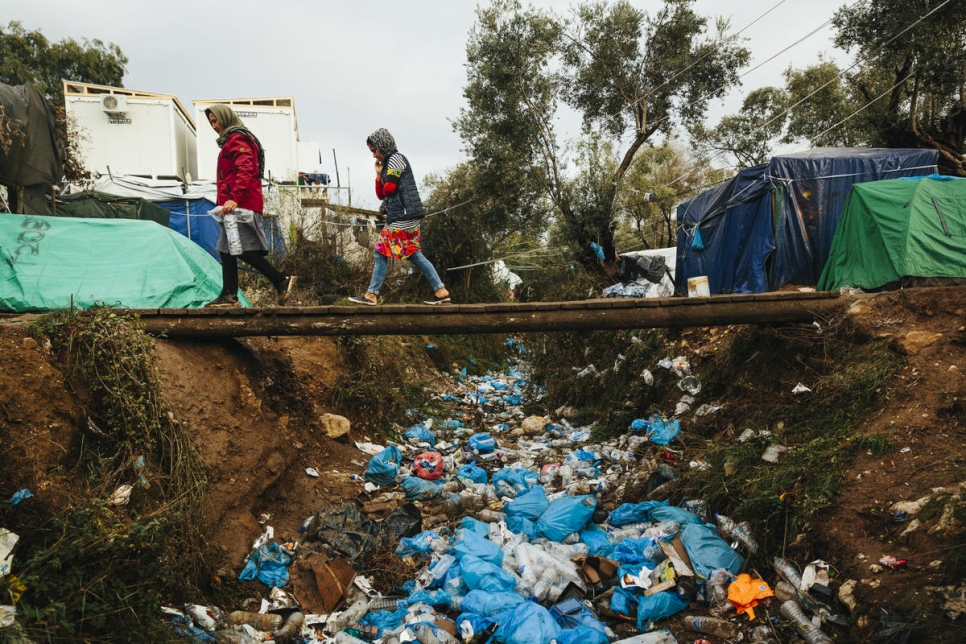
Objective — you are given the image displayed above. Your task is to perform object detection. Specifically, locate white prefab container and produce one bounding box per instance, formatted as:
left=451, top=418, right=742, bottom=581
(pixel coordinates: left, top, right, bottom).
left=194, top=97, right=316, bottom=182
left=63, top=82, right=197, bottom=181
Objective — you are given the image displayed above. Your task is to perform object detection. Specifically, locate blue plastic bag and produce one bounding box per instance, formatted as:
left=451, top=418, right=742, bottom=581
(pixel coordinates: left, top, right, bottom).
left=630, top=418, right=649, bottom=431
left=636, top=591, right=689, bottom=630
left=238, top=542, right=291, bottom=588
left=365, top=445, right=402, bottom=486
left=647, top=416, right=681, bottom=445
left=608, top=500, right=669, bottom=526
left=407, top=589, right=453, bottom=607
left=457, top=462, right=488, bottom=484
left=360, top=606, right=407, bottom=632
left=404, top=423, right=436, bottom=446
left=537, top=495, right=596, bottom=542
left=396, top=530, right=441, bottom=557
left=610, top=587, right=639, bottom=617
left=468, top=433, right=497, bottom=453
left=504, top=485, right=549, bottom=520
left=678, top=522, right=745, bottom=578
left=613, top=537, right=663, bottom=565
left=400, top=476, right=442, bottom=500
left=495, top=600, right=562, bottom=644
left=459, top=516, right=491, bottom=536
left=554, top=625, right=609, bottom=644
left=505, top=515, right=540, bottom=541
left=549, top=597, right=610, bottom=637
left=456, top=613, right=497, bottom=641
left=650, top=505, right=703, bottom=526
left=451, top=528, right=504, bottom=565
left=460, top=554, right=518, bottom=592
left=578, top=525, right=615, bottom=557
left=491, top=468, right=538, bottom=495
left=459, top=590, right=525, bottom=616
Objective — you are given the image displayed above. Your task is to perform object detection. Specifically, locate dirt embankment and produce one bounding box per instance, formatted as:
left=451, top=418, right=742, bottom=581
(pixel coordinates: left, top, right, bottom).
left=1, top=286, right=964, bottom=639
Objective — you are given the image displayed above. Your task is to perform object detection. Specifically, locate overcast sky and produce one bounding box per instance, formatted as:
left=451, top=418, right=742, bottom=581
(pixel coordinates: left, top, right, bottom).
left=15, top=0, right=850, bottom=208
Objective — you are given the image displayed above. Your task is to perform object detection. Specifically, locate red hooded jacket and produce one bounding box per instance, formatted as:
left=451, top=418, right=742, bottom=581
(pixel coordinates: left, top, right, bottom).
left=216, top=131, right=263, bottom=213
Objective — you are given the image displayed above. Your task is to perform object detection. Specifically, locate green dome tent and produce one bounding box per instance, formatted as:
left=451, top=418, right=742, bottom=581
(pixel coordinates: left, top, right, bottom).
left=818, top=175, right=966, bottom=292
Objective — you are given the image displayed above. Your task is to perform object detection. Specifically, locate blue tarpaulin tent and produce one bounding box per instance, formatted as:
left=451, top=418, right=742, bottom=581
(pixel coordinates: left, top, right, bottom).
left=675, top=148, right=939, bottom=294
left=155, top=197, right=287, bottom=260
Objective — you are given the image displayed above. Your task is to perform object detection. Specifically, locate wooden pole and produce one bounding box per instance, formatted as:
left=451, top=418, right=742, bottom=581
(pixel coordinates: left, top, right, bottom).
left=127, top=293, right=843, bottom=338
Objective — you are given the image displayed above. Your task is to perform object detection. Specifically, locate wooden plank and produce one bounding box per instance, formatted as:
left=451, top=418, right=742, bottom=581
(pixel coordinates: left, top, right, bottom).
left=131, top=295, right=844, bottom=337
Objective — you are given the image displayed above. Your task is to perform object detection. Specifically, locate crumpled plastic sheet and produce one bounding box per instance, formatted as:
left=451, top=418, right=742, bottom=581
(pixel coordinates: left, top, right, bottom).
left=305, top=503, right=422, bottom=565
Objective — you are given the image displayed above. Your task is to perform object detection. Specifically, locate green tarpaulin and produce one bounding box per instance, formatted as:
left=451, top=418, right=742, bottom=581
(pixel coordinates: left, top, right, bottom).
left=818, top=175, right=966, bottom=292
left=54, top=191, right=172, bottom=226
left=0, top=212, right=246, bottom=312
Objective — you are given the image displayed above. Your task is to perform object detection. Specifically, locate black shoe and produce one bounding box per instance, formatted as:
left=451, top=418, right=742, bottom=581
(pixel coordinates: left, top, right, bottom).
left=348, top=294, right=378, bottom=306
left=206, top=294, right=239, bottom=308
left=276, top=276, right=297, bottom=305
left=423, top=294, right=451, bottom=305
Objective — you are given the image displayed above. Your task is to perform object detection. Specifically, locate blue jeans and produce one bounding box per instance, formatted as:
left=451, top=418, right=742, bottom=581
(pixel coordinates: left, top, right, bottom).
left=367, top=251, right=444, bottom=295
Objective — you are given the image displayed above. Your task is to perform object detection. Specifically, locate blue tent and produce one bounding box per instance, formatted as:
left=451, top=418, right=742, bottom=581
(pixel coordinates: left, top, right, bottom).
left=675, top=148, right=939, bottom=294
left=155, top=197, right=287, bottom=260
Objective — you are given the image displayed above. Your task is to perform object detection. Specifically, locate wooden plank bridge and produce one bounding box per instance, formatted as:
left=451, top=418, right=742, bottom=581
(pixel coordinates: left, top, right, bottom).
left=117, top=291, right=843, bottom=338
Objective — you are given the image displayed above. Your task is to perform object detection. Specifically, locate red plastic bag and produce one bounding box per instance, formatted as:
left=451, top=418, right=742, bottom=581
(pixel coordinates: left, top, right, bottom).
left=413, top=451, right=445, bottom=481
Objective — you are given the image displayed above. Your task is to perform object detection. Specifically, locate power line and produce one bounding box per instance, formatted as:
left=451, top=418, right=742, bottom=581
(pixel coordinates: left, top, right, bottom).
left=665, top=0, right=954, bottom=188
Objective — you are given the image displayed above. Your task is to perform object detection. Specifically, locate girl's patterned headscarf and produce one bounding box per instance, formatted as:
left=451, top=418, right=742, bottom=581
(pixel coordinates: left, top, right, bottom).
left=366, top=128, right=397, bottom=155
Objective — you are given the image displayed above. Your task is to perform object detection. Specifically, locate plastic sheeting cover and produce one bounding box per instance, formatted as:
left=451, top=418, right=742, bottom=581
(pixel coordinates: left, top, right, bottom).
left=676, top=148, right=939, bottom=294
left=0, top=212, right=231, bottom=312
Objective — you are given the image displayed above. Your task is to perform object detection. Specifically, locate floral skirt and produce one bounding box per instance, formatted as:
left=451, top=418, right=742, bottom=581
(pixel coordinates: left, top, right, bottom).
left=376, top=226, right=422, bottom=259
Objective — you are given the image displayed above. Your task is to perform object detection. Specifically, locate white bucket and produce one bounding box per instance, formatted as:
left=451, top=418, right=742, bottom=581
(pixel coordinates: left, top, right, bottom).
left=687, top=276, right=710, bottom=297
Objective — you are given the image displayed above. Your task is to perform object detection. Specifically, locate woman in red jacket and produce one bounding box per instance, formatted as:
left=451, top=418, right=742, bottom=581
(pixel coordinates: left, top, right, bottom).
left=204, top=104, right=295, bottom=307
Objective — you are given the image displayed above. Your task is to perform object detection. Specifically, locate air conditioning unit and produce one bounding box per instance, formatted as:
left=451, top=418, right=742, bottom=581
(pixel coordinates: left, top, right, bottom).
left=100, top=94, right=128, bottom=114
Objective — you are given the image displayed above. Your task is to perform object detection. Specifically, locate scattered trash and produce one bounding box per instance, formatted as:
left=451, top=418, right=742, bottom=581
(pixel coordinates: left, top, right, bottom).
left=107, top=484, right=133, bottom=506
left=0, top=528, right=19, bottom=577
left=9, top=489, right=32, bottom=505
left=162, top=343, right=863, bottom=643
left=761, top=444, right=789, bottom=463
left=305, top=467, right=320, bottom=477
left=791, top=383, right=812, bottom=394
left=878, top=555, right=907, bottom=570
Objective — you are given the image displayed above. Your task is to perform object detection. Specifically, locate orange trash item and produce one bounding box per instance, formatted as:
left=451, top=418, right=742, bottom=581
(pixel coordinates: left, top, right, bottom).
left=727, top=573, right=775, bottom=620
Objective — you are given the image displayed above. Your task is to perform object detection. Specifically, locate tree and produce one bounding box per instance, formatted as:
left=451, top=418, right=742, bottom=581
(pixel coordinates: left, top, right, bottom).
left=703, top=0, right=966, bottom=174
left=0, top=22, right=127, bottom=185
left=0, top=21, right=127, bottom=107
left=832, top=0, right=966, bottom=173
left=693, top=87, right=788, bottom=168
left=616, top=141, right=728, bottom=249
left=562, top=0, right=749, bottom=180
left=456, top=0, right=750, bottom=274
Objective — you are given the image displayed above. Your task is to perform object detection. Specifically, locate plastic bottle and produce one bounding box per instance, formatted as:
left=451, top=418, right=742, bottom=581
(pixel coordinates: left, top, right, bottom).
left=332, top=632, right=368, bottom=644
left=681, top=615, right=738, bottom=639
left=532, top=567, right=558, bottom=601
left=224, top=611, right=283, bottom=631
left=705, top=569, right=736, bottom=616
left=774, top=580, right=799, bottom=603
left=223, top=214, right=243, bottom=255
left=748, top=625, right=780, bottom=643
left=414, top=623, right=461, bottom=644
left=133, top=455, right=150, bottom=489
left=273, top=612, right=305, bottom=642
left=773, top=557, right=804, bottom=591
left=327, top=595, right=372, bottom=632
left=477, top=509, right=503, bottom=523
left=714, top=514, right=758, bottom=554
left=779, top=600, right=834, bottom=644
left=343, top=624, right=379, bottom=640
left=367, top=598, right=408, bottom=611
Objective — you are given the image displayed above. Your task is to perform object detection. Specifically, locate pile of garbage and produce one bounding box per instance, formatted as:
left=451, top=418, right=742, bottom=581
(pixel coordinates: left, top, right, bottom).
left=156, top=342, right=850, bottom=643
